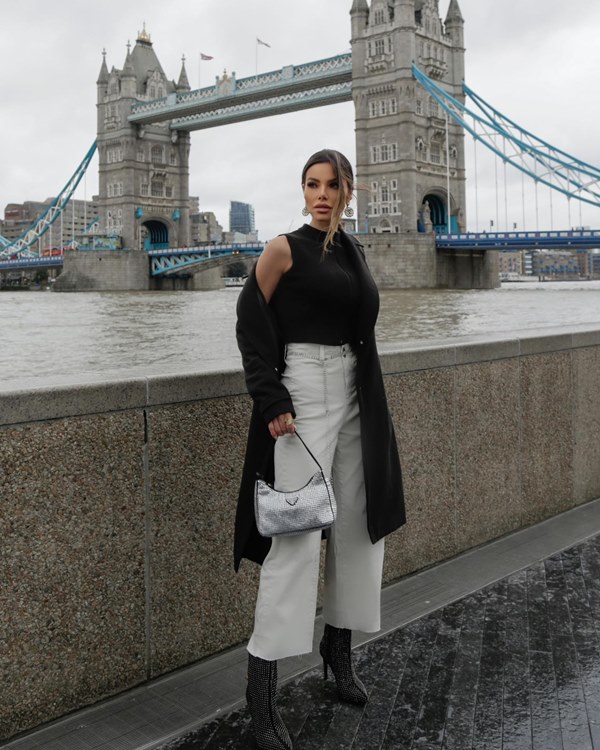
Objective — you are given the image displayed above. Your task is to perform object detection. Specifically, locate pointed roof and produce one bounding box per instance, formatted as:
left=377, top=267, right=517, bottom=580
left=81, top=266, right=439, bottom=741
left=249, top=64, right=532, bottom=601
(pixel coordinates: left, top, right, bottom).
left=122, top=43, right=135, bottom=79
left=129, top=27, right=175, bottom=95
left=177, top=56, right=190, bottom=91
left=445, top=0, right=464, bottom=24
left=96, top=49, right=109, bottom=85
left=351, top=0, right=369, bottom=13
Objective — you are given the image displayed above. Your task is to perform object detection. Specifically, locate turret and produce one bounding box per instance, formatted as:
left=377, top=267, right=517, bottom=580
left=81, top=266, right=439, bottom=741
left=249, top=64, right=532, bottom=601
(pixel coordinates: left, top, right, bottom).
left=176, top=56, right=191, bottom=92
left=445, top=0, right=463, bottom=24
left=445, top=0, right=465, bottom=88
left=96, top=49, right=109, bottom=102
left=351, top=0, right=369, bottom=37
left=121, top=43, right=137, bottom=98
left=394, top=0, right=416, bottom=28
left=445, top=0, right=464, bottom=46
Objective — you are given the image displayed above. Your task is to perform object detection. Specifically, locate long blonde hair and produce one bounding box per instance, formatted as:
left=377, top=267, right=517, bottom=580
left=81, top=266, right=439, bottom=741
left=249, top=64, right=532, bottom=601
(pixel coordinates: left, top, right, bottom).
left=301, top=149, right=354, bottom=252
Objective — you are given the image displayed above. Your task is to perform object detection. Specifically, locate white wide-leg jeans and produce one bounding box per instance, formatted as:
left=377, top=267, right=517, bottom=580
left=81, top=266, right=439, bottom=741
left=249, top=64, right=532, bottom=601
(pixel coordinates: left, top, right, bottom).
left=247, top=343, right=385, bottom=661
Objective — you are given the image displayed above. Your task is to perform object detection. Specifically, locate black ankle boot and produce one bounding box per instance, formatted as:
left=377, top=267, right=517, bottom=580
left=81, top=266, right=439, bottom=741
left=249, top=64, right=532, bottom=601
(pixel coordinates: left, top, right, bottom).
left=319, top=624, right=368, bottom=705
left=246, top=653, right=293, bottom=750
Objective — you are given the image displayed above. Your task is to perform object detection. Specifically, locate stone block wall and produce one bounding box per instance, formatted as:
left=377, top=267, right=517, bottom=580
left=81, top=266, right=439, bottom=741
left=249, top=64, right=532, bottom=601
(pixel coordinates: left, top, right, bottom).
left=362, top=233, right=437, bottom=288
left=2, top=326, right=600, bottom=739
left=53, top=250, right=150, bottom=291
left=361, top=234, right=499, bottom=289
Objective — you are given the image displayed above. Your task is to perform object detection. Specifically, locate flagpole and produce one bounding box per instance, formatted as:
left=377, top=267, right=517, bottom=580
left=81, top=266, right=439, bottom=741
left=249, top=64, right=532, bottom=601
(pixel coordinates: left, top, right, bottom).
left=198, top=52, right=202, bottom=89
left=255, top=40, right=258, bottom=80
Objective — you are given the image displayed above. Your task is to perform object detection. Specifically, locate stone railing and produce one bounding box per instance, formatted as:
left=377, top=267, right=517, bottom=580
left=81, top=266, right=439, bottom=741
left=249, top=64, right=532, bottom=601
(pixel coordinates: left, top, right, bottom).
left=2, top=324, right=600, bottom=740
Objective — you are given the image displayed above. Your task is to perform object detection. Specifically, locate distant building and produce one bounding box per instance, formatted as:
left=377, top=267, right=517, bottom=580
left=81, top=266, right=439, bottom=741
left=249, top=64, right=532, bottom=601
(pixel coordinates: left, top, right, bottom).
left=2, top=198, right=99, bottom=248
left=190, top=211, right=223, bottom=245
left=532, top=250, right=580, bottom=279
left=591, top=251, right=600, bottom=279
left=222, top=230, right=259, bottom=244
left=498, top=250, right=524, bottom=277
left=229, top=201, right=255, bottom=235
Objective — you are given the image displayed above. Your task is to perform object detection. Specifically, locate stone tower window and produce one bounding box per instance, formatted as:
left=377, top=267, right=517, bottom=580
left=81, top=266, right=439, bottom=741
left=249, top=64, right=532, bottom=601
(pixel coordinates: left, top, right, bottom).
left=151, top=145, right=164, bottom=164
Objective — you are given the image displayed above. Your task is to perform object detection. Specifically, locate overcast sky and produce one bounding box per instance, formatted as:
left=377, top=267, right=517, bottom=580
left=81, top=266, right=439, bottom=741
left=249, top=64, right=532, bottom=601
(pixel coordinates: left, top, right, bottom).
left=2, top=0, right=600, bottom=239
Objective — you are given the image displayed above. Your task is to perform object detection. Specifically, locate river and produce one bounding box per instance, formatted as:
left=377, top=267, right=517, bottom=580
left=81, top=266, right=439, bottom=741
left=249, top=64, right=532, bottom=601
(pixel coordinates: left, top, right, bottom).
left=2, top=280, right=600, bottom=384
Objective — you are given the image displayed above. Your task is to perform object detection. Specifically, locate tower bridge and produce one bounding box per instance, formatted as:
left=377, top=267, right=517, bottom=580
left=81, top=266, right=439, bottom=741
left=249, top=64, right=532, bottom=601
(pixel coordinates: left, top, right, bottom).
left=3, top=0, right=600, bottom=290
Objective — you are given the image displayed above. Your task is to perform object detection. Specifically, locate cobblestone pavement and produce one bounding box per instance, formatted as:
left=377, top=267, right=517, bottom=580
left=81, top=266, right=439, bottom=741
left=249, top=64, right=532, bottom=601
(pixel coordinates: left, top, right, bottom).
left=160, top=535, right=600, bottom=750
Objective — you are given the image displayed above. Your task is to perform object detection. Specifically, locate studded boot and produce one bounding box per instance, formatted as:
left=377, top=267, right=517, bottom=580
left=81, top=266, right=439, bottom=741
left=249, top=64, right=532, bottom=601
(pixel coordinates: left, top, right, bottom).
left=246, top=653, right=293, bottom=750
left=319, top=624, right=368, bottom=705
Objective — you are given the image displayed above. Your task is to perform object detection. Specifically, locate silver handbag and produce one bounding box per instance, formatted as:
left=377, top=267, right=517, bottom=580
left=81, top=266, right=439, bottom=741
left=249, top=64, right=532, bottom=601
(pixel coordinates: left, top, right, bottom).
left=254, top=431, right=337, bottom=537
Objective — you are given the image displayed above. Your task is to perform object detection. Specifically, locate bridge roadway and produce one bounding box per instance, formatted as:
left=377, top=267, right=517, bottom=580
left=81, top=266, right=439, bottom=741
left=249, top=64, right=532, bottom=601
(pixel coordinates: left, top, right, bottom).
left=0, top=243, right=263, bottom=275
left=3, top=229, right=599, bottom=275
left=128, top=54, right=352, bottom=130
left=436, top=228, right=600, bottom=250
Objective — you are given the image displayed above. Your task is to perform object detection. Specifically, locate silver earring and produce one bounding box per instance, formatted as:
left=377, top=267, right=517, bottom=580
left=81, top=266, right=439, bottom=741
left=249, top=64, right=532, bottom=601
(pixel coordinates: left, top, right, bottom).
left=344, top=205, right=354, bottom=218
left=302, top=206, right=309, bottom=216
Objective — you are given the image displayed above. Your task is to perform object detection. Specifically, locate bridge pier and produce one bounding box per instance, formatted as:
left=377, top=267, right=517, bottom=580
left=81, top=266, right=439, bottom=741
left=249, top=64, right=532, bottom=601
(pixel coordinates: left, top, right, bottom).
left=362, top=235, right=499, bottom=289
left=150, top=266, right=224, bottom=291
left=53, top=250, right=149, bottom=292
left=437, top=248, right=500, bottom=289
left=191, top=266, right=224, bottom=291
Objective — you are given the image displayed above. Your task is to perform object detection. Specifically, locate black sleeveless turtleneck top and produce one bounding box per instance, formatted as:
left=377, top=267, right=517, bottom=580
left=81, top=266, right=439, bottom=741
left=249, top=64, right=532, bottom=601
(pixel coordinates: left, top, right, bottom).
left=269, top=224, right=359, bottom=345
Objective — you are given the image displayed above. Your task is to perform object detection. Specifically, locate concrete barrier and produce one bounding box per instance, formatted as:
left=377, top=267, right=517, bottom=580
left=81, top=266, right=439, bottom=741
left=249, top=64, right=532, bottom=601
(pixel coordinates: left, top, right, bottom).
left=2, top=325, right=600, bottom=740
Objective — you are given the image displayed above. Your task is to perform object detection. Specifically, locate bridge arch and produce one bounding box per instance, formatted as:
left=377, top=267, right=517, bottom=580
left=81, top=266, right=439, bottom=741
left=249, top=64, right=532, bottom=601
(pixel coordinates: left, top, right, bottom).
left=419, top=191, right=458, bottom=234
left=142, top=219, right=171, bottom=250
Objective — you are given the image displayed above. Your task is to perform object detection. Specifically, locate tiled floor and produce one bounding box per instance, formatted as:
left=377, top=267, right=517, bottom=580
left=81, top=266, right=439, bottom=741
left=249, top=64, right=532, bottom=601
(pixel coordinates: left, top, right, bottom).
left=4, top=498, right=600, bottom=750
left=160, top=536, right=600, bottom=749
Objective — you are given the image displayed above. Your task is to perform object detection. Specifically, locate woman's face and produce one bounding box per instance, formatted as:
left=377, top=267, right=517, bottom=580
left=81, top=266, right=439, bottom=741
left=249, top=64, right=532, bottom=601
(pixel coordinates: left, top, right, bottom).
left=302, top=161, right=348, bottom=228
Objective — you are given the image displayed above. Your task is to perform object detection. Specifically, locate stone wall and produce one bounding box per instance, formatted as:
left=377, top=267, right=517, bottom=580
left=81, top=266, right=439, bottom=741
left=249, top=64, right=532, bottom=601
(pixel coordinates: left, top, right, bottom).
left=362, top=234, right=500, bottom=289
left=2, top=326, right=600, bottom=739
left=53, top=250, right=150, bottom=291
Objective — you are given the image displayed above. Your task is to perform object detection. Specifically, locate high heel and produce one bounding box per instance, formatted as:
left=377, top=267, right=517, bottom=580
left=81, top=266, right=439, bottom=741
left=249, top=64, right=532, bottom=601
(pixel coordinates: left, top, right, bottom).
left=319, top=624, right=368, bottom=705
left=246, top=653, right=293, bottom=750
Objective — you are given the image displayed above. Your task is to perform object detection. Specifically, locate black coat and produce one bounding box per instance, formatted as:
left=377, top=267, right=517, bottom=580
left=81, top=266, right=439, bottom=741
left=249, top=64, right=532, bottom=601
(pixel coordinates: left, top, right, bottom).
left=234, top=230, right=405, bottom=571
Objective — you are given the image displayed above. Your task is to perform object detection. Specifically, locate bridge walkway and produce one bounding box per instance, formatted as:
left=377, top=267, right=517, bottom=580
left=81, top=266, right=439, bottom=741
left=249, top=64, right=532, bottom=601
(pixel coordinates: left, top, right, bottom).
left=4, top=498, right=600, bottom=750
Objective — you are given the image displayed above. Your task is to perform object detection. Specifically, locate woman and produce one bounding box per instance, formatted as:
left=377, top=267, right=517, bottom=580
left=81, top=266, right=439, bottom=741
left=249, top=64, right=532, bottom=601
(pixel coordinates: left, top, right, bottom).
left=235, top=149, right=405, bottom=749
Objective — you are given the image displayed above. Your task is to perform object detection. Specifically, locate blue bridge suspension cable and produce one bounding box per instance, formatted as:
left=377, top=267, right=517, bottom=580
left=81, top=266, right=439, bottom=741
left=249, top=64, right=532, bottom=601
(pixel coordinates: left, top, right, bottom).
left=412, top=64, right=600, bottom=209
left=0, top=142, right=97, bottom=259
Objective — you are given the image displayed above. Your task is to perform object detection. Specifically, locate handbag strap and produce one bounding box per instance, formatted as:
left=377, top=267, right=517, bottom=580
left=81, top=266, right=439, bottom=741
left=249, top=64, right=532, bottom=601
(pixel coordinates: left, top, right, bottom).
left=293, top=430, right=325, bottom=473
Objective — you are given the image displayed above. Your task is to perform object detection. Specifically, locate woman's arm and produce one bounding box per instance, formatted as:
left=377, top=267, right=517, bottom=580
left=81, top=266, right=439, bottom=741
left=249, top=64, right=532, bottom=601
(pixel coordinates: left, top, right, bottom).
left=255, top=235, right=294, bottom=438
left=255, top=235, right=292, bottom=303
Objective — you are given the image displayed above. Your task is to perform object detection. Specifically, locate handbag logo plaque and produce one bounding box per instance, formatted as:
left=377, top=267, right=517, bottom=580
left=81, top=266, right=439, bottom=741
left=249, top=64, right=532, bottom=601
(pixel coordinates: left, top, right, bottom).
left=254, top=431, right=337, bottom=537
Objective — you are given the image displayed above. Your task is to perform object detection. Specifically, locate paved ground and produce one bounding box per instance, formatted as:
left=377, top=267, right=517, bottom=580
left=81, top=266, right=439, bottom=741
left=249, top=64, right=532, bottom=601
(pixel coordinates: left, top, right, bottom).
left=5, top=501, right=600, bottom=750
left=160, top=535, right=600, bottom=750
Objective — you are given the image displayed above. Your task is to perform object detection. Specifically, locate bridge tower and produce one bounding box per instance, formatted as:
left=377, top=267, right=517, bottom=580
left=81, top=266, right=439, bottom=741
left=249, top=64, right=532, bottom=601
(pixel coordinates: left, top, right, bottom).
left=96, top=27, right=191, bottom=251
left=351, top=0, right=467, bottom=235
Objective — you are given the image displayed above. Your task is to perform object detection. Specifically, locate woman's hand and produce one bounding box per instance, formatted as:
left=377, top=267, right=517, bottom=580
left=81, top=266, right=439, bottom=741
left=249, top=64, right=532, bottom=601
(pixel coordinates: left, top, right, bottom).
left=268, top=412, right=295, bottom=439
